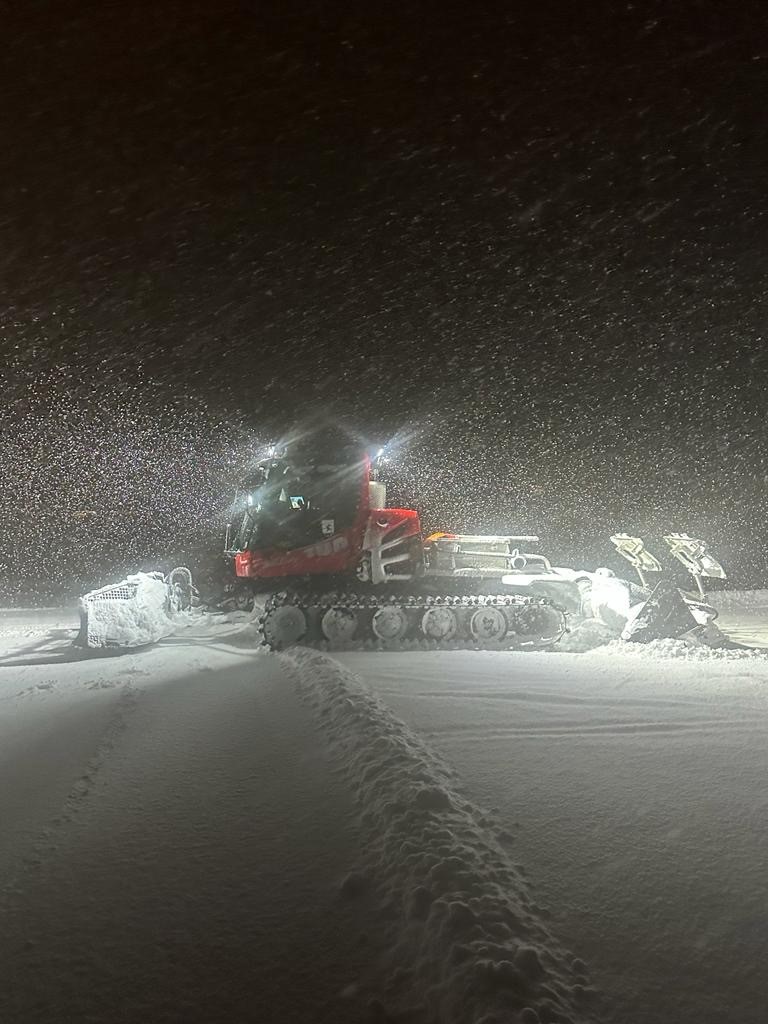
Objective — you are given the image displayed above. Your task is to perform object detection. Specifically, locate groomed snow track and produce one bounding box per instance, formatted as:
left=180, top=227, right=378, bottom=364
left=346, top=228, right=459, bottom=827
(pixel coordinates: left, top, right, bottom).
left=282, top=646, right=600, bottom=1024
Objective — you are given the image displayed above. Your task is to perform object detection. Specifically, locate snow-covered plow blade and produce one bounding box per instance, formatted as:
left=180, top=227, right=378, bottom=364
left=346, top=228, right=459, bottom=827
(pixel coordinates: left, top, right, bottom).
left=76, top=568, right=195, bottom=650
left=621, top=580, right=702, bottom=643
left=602, top=532, right=724, bottom=644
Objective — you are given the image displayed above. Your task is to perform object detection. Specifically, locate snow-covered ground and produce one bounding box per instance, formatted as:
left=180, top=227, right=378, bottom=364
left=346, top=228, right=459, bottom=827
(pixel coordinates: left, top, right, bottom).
left=710, top=590, right=768, bottom=649
left=2, top=599, right=767, bottom=1023
left=0, top=613, right=381, bottom=1024
left=338, top=644, right=768, bottom=1024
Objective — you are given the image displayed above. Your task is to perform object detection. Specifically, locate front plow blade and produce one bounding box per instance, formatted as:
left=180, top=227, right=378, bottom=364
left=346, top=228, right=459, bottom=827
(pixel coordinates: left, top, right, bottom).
left=621, top=581, right=700, bottom=643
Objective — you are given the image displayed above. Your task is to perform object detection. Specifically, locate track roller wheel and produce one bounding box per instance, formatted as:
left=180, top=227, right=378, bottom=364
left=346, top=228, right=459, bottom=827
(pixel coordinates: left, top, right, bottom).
left=261, top=604, right=308, bottom=649
left=470, top=606, right=508, bottom=643
left=514, top=602, right=567, bottom=642
left=421, top=605, right=459, bottom=641
left=321, top=606, right=359, bottom=643
left=371, top=604, right=409, bottom=641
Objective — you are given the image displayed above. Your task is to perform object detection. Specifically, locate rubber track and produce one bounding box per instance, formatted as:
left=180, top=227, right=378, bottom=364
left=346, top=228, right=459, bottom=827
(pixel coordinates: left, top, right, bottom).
left=259, top=590, right=568, bottom=652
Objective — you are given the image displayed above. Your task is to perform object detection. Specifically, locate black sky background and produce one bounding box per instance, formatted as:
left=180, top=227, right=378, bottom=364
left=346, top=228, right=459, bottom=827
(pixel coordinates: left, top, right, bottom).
left=2, top=1, right=768, bottom=598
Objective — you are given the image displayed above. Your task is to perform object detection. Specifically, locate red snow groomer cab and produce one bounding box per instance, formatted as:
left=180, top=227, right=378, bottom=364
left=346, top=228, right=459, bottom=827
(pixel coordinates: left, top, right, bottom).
left=230, top=449, right=423, bottom=587
left=225, top=443, right=567, bottom=651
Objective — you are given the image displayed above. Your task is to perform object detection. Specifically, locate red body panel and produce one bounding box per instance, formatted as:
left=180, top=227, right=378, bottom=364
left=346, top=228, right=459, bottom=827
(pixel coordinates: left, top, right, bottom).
left=365, top=507, right=421, bottom=543
left=234, top=524, right=363, bottom=579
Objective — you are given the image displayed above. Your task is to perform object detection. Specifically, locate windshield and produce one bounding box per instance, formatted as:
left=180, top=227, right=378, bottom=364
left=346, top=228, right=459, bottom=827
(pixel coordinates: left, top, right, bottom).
left=236, top=457, right=366, bottom=550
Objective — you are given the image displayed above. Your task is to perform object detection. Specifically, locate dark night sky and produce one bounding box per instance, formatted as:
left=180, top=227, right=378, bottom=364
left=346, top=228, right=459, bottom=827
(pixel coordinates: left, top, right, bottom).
left=2, top=1, right=768, bottom=598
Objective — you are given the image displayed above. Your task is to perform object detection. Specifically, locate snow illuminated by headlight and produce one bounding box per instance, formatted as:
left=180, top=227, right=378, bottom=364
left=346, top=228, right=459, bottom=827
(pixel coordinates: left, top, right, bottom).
left=0, top=362, right=261, bottom=599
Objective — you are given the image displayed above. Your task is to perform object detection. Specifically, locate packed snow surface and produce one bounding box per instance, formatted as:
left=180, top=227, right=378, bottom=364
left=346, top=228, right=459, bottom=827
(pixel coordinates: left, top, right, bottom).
left=0, top=612, right=379, bottom=1023
left=282, top=646, right=597, bottom=1024
left=2, top=598, right=768, bottom=1023
left=337, top=641, right=768, bottom=1024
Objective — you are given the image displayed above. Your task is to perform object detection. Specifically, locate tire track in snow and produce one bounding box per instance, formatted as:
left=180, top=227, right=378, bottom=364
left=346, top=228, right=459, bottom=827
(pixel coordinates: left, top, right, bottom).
left=0, top=682, right=141, bottom=902
left=0, top=657, right=379, bottom=1024
left=282, top=647, right=602, bottom=1024
left=54, top=682, right=140, bottom=817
